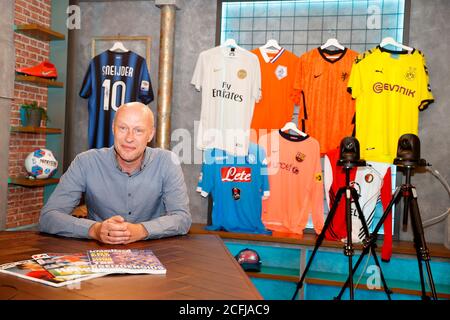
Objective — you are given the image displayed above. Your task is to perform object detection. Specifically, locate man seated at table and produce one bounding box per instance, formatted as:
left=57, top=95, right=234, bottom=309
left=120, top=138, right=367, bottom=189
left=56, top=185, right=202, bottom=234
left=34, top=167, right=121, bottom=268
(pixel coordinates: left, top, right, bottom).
left=39, top=102, right=191, bottom=244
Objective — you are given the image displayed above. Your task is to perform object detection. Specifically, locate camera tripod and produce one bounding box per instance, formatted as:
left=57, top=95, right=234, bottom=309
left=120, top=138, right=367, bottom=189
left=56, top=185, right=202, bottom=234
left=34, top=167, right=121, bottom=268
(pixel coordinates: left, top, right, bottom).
left=334, top=164, right=437, bottom=300
left=292, top=160, right=392, bottom=300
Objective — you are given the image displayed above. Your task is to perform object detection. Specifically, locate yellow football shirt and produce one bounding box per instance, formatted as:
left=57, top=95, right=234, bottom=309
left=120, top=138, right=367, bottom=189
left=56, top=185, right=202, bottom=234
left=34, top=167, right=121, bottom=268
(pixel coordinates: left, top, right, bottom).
left=348, top=46, right=434, bottom=163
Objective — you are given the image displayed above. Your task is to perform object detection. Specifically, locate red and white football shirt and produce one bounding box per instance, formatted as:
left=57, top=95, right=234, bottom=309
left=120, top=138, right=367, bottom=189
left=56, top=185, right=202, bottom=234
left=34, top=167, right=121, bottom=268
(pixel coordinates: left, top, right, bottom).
left=323, top=148, right=393, bottom=261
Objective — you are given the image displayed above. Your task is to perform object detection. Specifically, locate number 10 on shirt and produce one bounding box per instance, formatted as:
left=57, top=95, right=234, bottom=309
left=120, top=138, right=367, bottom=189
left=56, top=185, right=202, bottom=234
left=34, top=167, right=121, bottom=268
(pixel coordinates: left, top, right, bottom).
left=102, top=79, right=126, bottom=111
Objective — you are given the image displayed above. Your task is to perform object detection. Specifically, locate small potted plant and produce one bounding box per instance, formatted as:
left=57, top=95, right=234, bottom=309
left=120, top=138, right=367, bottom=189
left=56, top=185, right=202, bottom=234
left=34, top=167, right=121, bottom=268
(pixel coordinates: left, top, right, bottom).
left=19, top=101, right=49, bottom=127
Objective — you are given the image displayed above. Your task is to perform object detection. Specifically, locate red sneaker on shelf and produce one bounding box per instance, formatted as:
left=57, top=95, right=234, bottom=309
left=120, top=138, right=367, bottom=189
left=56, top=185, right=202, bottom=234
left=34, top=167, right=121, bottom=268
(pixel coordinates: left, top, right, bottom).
left=16, top=61, right=58, bottom=79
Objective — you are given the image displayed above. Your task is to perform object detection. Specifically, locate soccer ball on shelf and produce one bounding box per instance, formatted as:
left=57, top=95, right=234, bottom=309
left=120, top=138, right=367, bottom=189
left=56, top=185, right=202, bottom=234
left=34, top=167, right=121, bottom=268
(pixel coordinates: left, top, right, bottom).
left=24, top=148, right=58, bottom=180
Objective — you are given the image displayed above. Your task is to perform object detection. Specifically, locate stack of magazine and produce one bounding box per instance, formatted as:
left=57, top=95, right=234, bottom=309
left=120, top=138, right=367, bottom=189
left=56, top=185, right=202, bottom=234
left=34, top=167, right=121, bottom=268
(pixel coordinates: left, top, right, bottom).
left=0, top=249, right=166, bottom=287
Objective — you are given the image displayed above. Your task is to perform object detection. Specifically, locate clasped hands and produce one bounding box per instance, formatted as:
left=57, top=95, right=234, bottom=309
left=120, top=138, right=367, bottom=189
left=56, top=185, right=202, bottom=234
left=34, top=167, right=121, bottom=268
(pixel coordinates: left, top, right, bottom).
left=88, top=215, right=149, bottom=244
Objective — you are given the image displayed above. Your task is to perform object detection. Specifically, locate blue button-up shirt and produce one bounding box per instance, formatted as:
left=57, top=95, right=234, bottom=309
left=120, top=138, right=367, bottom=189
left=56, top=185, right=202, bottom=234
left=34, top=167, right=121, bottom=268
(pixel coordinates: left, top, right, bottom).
left=39, top=146, right=191, bottom=240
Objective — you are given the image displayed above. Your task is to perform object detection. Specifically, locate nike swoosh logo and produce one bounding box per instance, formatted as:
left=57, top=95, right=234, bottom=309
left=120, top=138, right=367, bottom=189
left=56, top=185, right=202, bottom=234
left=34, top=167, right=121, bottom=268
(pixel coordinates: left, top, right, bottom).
left=41, top=71, right=53, bottom=75
left=314, top=74, right=321, bottom=78
left=366, top=147, right=376, bottom=150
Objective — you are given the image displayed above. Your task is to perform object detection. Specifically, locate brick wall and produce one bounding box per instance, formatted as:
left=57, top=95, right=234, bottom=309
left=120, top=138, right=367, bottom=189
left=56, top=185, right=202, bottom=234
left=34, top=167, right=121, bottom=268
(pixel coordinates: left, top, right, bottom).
left=7, top=0, right=52, bottom=229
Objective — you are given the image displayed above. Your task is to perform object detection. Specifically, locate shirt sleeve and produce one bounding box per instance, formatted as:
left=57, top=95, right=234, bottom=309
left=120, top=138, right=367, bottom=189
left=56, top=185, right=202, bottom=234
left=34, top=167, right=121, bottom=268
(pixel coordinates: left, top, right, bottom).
left=291, top=55, right=304, bottom=106
left=138, top=59, right=154, bottom=105
left=418, top=52, right=434, bottom=111
left=141, top=151, right=192, bottom=239
left=191, top=51, right=204, bottom=91
left=39, top=155, right=96, bottom=238
left=258, top=145, right=270, bottom=199
left=347, top=60, right=362, bottom=99
left=79, top=60, right=93, bottom=98
left=252, top=55, right=262, bottom=103
left=289, top=56, right=301, bottom=105
left=311, top=148, right=325, bottom=235
left=196, top=149, right=215, bottom=197
left=323, top=154, right=333, bottom=210
left=380, top=166, right=393, bottom=262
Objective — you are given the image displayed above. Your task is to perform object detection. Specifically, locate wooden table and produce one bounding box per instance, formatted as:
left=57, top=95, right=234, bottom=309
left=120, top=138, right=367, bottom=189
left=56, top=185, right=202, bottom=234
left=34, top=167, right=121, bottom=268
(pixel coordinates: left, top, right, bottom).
left=0, top=232, right=262, bottom=300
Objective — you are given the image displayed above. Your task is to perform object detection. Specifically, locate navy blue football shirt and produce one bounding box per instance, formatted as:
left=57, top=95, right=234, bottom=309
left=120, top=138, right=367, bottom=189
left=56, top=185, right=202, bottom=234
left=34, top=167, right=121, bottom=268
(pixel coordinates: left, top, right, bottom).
left=80, top=50, right=154, bottom=149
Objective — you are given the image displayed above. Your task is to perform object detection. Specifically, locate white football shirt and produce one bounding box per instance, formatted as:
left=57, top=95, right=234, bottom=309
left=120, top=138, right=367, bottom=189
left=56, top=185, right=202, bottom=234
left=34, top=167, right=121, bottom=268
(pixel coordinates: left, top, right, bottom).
left=191, top=46, right=261, bottom=156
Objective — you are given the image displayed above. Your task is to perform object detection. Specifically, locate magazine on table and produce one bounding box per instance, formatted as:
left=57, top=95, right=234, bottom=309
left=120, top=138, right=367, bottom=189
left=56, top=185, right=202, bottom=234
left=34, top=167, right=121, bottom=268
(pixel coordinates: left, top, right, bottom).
left=32, top=252, right=106, bottom=281
left=0, top=259, right=106, bottom=288
left=87, top=249, right=167, bottom=274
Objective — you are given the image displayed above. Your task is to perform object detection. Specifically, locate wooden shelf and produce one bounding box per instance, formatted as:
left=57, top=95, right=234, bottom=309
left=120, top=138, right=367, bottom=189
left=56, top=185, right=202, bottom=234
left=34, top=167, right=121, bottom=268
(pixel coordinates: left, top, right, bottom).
left=244, top=269, right=450, bottom=299
left=247, top=272, right=298, bottom=283
left=8, top=176, right=59, bottom=187
left=304, top=271, right=450, bottom=299
left=10, top=126, right=62, bottom=134
left=15, top=24, right=65, bottom=41
left=189, top=223, right=450, bottom=259
left=15, top=75, right=63, bottom=88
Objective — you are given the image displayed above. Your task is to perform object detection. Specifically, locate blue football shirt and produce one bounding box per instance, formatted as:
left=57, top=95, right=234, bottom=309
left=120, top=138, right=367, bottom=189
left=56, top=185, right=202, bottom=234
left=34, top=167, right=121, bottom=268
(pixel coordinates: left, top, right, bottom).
left=197, top=143, right=271, bottom=234
left=80, top=50, right=154, bottom=149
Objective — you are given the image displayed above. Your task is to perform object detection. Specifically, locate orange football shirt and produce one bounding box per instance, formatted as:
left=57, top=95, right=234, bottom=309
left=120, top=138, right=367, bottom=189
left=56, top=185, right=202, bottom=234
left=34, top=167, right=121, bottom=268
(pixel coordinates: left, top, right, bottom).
left=250, top=48, right=300, bottom=141
left=259, top=129, right=324, bottom=235
left=293, top=47, right=358, bottom=154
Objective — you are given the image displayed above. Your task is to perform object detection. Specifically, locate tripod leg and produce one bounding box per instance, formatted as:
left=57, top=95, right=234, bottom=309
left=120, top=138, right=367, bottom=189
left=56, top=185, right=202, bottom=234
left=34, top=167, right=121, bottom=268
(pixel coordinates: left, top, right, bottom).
left=335, top=188, right=394, bottom=300
left=409, top=195, right=428, bottom=299
left=414, top=241, right=429, bottom=300
left=352, top=188, right=392, bottom=299
left=368, top=246, right=393, bottom=299
left=409, top=188, right=438, bottom=300
left=402, top=190, right=410, bottom=232
left=291, top=188, right=345, bottom=300
left=335, top=243, right=393, bottom=300
left=335, top=245, right=368, bottom=299
left=345, top=187, right=355, bottom=300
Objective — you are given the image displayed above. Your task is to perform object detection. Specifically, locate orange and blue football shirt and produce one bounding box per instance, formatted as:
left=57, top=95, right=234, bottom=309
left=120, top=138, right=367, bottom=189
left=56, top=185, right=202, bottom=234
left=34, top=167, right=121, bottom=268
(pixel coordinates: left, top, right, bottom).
left=293, top=47, right=358, bottom=154
left=250, top=48, right=300, bottom=141
left=259, top=129, right=324, bottom=235
left=347, top=46, right=434, bottom=163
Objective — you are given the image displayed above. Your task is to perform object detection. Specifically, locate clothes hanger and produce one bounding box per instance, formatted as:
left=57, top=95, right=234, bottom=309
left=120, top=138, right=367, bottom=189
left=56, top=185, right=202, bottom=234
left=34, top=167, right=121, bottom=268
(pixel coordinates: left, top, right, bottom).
left=221, top=38, right=243, bottom=56
left=221, top=38, right=242, bottom=55
left=320, top=38, right=345, bottom=51
left=379, top=37, right=413, bottom=53
left=280, top=121, right=307, bottom=137
left=261, top=39, right=281, bottom=52
left=110, top=41, right=129, bottom=52
left=221, top=38, right=240, bottom=49
left=259, top=39, right=282, bottom=62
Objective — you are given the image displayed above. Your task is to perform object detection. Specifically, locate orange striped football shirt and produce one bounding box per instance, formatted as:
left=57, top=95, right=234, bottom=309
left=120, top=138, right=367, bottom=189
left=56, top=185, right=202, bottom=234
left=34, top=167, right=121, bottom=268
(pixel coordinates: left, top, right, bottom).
left=293, top=47, right=358, bottom=154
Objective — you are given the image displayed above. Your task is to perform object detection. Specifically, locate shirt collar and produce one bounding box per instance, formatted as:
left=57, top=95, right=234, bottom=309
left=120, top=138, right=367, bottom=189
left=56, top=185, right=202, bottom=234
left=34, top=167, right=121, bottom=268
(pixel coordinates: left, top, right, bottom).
left=109, top=146, right=154, bottom=175
left=259, top=47, right=285, bottom=63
